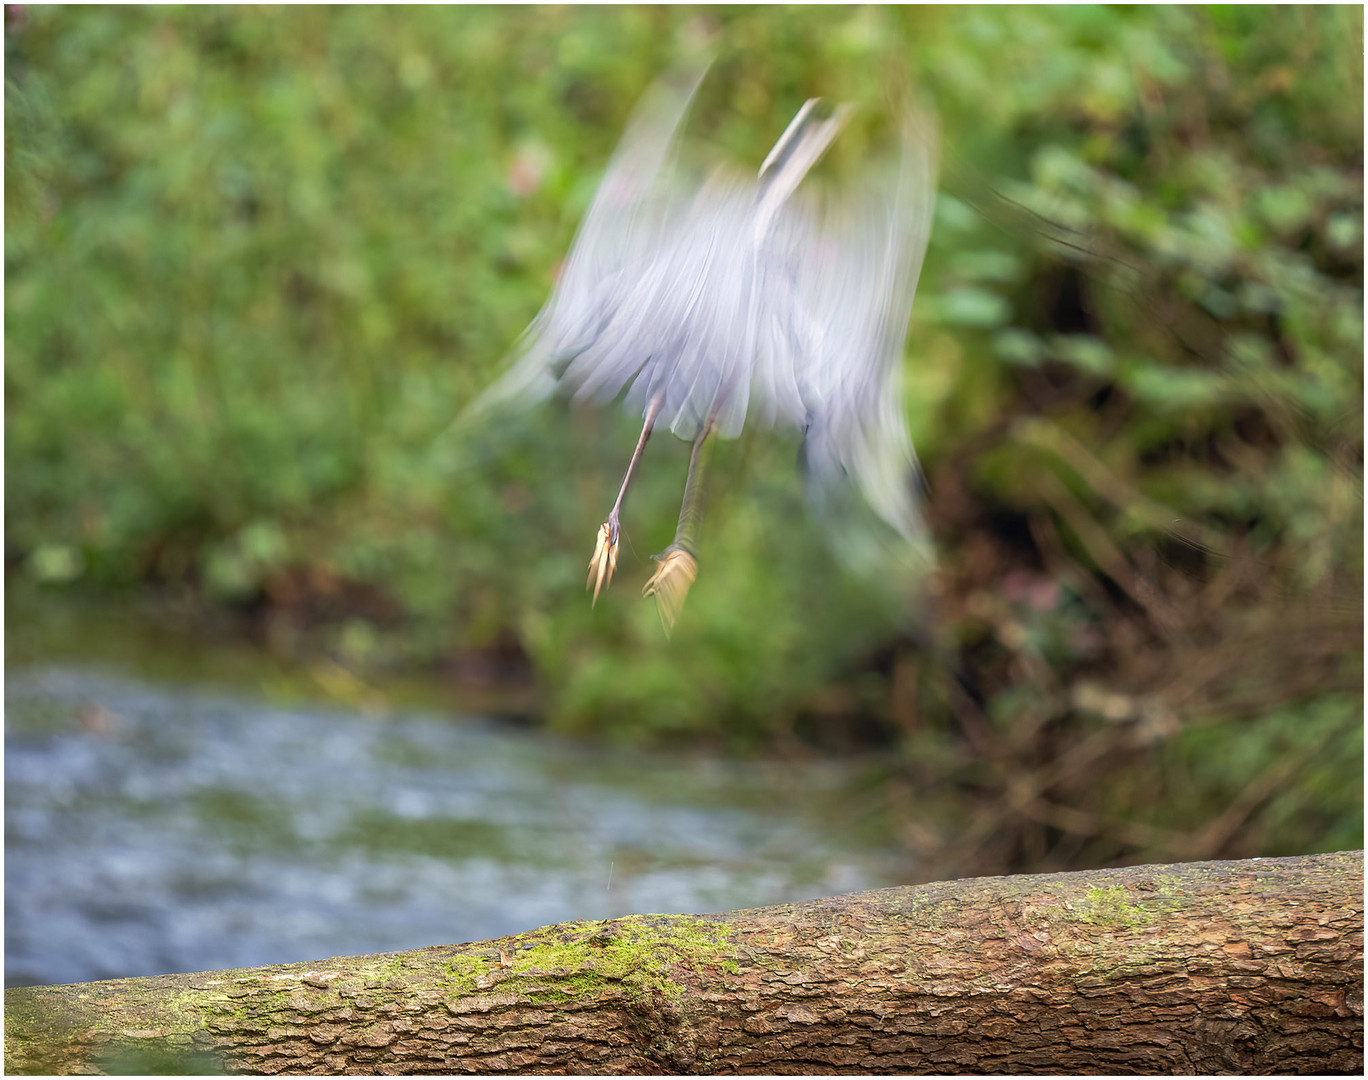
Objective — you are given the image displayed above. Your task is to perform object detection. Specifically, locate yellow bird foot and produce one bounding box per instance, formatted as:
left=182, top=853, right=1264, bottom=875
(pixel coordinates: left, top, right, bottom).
left=587, top=521, right=619, bottom=605
left=642, top=546, right=698, bottom=636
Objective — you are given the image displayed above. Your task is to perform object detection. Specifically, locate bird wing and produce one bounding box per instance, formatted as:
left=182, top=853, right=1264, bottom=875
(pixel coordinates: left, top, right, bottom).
left=472, top=64, right=709, bottom=418
left=787, top=111, right=940, bottom=566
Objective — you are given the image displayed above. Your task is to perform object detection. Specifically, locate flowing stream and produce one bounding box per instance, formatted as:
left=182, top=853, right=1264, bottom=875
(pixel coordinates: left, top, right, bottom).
left=5, top=659, right=905, bottom=989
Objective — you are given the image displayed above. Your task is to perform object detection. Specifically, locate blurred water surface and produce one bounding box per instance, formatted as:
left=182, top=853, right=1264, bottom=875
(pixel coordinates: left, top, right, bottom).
left=5, top=664, right=904, bottom=989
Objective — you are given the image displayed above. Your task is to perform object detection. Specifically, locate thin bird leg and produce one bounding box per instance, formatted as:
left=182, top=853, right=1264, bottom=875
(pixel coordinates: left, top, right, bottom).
left=643, top=413, right=716, bottom=635
left=588, top=395, right=663, bottom=604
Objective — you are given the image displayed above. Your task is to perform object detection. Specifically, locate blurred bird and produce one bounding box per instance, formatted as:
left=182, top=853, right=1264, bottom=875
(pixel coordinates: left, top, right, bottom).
left=478, top=66, right=938, bottom=633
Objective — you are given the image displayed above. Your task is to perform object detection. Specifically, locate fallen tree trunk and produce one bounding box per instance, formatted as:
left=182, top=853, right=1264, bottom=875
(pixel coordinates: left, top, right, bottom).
left=5, top=851, right=1362, bottom=1075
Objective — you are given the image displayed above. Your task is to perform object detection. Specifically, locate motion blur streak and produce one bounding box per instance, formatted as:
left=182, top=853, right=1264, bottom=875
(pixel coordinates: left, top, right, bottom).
left=478, top=65, right=939, bottom=629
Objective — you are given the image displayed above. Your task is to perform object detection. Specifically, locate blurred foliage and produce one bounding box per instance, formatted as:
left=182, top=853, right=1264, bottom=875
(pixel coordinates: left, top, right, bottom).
left=6, top=5, right=1362, bottom=877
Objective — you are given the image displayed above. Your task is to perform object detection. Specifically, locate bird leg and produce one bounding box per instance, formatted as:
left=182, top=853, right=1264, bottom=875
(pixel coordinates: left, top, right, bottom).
left=588, top=395, right=663, bottom=604
left=643, top=414, right=715, bottom=635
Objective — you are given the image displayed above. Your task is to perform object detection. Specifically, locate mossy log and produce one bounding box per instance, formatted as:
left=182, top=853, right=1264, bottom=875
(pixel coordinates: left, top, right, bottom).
left=5, top=851, right=1362, bottom=1075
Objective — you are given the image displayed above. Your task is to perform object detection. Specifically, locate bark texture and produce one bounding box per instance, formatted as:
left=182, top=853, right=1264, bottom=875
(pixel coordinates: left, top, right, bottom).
left=5, top=851, right=1362, bottom=1075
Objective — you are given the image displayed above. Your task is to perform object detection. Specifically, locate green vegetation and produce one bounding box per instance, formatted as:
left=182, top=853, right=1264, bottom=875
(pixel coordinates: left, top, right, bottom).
left=494, top=915, right=737, bottom=1006
left=439, top=915, right=737, bottom=1010
left=1080, top=885, right=1160, bottom=931
left=6, top=7, right=1362, bottom=877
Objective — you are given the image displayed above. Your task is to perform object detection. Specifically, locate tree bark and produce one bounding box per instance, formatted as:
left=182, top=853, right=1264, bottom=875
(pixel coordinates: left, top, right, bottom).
left=5, top=851, right=1362, bottom=1075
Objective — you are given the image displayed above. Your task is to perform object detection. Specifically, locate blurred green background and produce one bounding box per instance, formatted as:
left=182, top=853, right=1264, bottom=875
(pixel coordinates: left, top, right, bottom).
left=6, top=5, right=1362, bottom=880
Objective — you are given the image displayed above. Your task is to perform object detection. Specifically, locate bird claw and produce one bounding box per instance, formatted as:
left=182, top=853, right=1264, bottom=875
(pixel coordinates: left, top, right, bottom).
left=642, top=547, right=698, bottom=637
left=587, top=521, right=618, bottom=605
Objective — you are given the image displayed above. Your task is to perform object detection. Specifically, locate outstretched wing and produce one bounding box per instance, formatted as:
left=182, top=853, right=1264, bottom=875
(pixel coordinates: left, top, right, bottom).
left=472, top=64, right=709, bottom=418
left=790, top=111, right=939, bottom=562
